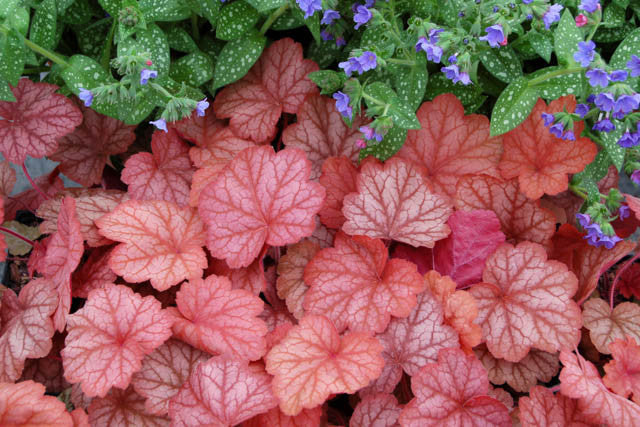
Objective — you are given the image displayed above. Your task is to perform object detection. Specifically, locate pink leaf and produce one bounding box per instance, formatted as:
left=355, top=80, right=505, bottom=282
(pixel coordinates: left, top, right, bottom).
left=5, top=170, right=64, bottom=221
left=318, top=156, right=358, bottom=229
left=519, top=385, right=593, bottom=427
left=88, top=386, right=169, bottom=426
left=207, top=256, right=266, bottom=295
left=198, top=145, right=325, bottom=268
left=603, top=337, right=640, bottom=403
left=169, top=110, right=225, bottom=147
left=351, top=393, right=401, bottom=427
left=20, top=333, right=69, bottom=394
left=243, top=406, right=323, bottom=427
left=0, top=160, right=16, bottom=197
left=71, top=246, right=116, bottom=298
left=276, top=239, right=320, bottom=319
left=582, top=298, right=640, bottom=354
left=0, top=380, right=73, bottom=426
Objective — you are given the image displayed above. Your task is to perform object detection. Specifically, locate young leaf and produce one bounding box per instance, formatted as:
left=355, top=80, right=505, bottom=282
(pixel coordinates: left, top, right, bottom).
left=469, top=242, right=582, bottom=362
left=490, top=76, right=538, bottom=137
left=342, top=158, right=452, bottom=247
left=603, top=337, right=640, bottom=403
left=87, top=385, right=170, bottom=426
left=169, top=356, right=278, bottom=426
left=213, top=38, right=319, bottom=143
left=317, top=156, right=358, bottom=229
left=0, top=381, right=73, bottom=426
left=396, top=93, right=503, bottom=198
left=96, top=200, right=207, bottom=291
left=351, top=393, right=401, bottom=427
left=198, top=146, right=324, bottom=268
left=399, top=348, right=511, bottom=426
left=62, top=284, right=173, bottom=398
left=212, top=31, right=266, bottom=90
left=0, top=79, right=82, bottom=164
left=168, top=275, right=268, bottom=360
left=304, top=232, right=425, bottom=333
left=265, top=314, right=384, bottom=416
left=519, top=385, right=593, bottom=426
left=583, top=298, right=640, bottom=355
left=276, top=239, right=320, bottom=319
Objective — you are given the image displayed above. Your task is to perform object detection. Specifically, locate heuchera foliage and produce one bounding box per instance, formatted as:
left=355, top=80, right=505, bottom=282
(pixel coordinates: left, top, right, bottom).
left=2, top=28, right=640, bottom=425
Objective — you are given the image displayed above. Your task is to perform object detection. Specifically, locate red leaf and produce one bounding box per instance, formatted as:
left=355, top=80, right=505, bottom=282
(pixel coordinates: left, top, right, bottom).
left=5, top=170, right=64, bottom=221
left=0, top=380, right=73, bottom=426
left=169, top=356, right=278, bottom=426
left=498, top=96, right=597, bottom=199
left=582, top=298, right=640, bottom=354
left=0, top=79, right=82, bottom=163
left=396, top=93, right=503, bottom=198
left=603, top=337, right=640, bottom=403
left=276, top=239, right=320, bottom=319
left=469, top=242, right=582, bottom=362
left=96, top=200, right=207, bottom=291
left=88, top=386, right=169, bottom=426
left=207, top=255, right=266, bottom=295
left=342, top=157, right=452, bottom=247
left=519, top=385, right=593, bottom=427
left=199, top=145, right=325, bottom=268
left=50, top=99, right=136, bottom=186
left=433, top=210, right=505, bottom=287
left=265, top=314, right=384, bottom=416
left=399, top=348, right=511, bottom=426
left=304, top=232, right=425, bottom=333
left=61, top=284, right=173, bottom=397
left=20, top=333, right=69, bottom=394
left=169, top=110, right=225, bottom=147
left=351, top=393, right=401, bottom=427
left=455, top=175, right=556, bottom=248
left=559, top=350, right=640, bottom=426
left=71, top=246, right=116, bottom=298
left=122, top=129, right=194, bottom=207
left=282, top=94, right=365, bottom=178
left=243, top=406, right=323, bottom=427
left=318, top=156, right=358, bottom=229
left=131, top=339, right=209, bottom=415
left=213, top=38, right=319, bottom=143
left=168, top=275, right=268, bottom=360
left=618, top=263, right=640, bottom=300
left=0, top=160, right=16, bottom=197
left=0, top=279, right=57, bottom=382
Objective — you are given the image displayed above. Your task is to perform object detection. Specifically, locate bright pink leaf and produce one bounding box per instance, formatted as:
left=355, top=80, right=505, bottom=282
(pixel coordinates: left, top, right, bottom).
left=168, top=275, right=268, bottom=360
left=213, top=38, right=319, bottom=143
left=559, top=350, right=640, bottom=426
left=433, top=210, right=505, bottom=287
left=61, top=284, right=173, bottom=398
left=318, top=156, right=358, bottom=229
left=351, top=393, right=401, bottom=427
left=304, top=232, right=425, bottom=333
left=207, top=256, right=266, bottom=295
left=519, top=385, right=593, bottom=427
left=169, top=110, right=225, bottom=147
left=131, top=339, right=209, bottom=416
left=282, top=94, right=365, bottom=178
left=243, top=406, right=323, bottom=427
left=50, top=99, right=135, bottom=186
left=0, top=380, right=73, bottom=426
left=96, top=199, right=207, bottom=291
left=88, top=385, right=169, bottom=426
left=399, top=348, right=511, bottom=426
left=265, top=314, right=384, bottom=416
left=169, top=356, right=278, bottom=426
left=276, top=239, right=320, bottom=319
left=470, top=242, right=582, bottom=362
left=199, top=145, right=325, bottom=268
left=0, top=79, right=82, bottom=163
left=603, top=337, right=640, bottom=403
left=122, top=129, right=194, bottom=207
left=0, top=279, right=57, bottom=382
left=582, top=298, right=640, bottom=354
left=5, top=170, right=64, bottom=221
left=0, top=161, right=16, bottom=197
left=71, top=246, right=116, bottom=298
left=342, top=158, right=452, bottom=247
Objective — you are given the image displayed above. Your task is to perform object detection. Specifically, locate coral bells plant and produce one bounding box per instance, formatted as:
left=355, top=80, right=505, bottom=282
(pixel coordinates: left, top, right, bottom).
left=2, top=0, right=640, bottom=425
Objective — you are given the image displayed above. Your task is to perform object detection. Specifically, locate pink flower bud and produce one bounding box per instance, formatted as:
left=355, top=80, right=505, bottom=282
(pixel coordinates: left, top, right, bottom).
left=500, top=36, right=508, bottom=46
left=355, top=139, right=367, bottom=149
left=146, top=60, right=153, bottom=66
left=575, top=14, right=588, bottom=27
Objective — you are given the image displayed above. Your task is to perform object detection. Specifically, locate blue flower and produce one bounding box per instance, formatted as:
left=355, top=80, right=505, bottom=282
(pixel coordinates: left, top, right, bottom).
left=140, top=68, right=158, bottom=85
left=333, top=91, right=352, bottom=120
left=594, top=92, right=615, bottom=111
left=586, top=68, right=608, bottom=88
left=575, top=103, right=590, bottom=118
left=619, top=205, right=630, bottom=221
left=442, top=64, right=460, bottom=81
left=296, top=0, right=322, bottom=19
left=338, top=57, right=364, bottom=76
left=150, top=118, right=168, bottom=132
left=479, top=25, right=505, bottom=48
left=631, top=169, right=640, bottom=185
left=455, top=71, right=471, bottom=85
left=358, top=51, right=377, bottom=71
left=321, top=9, right=340, bottom=25
left=563, top=130, right=576, bottom=141
left=415, top=37, right=442, bottom=63
left=542, top=113, right=556, bottom=126
left=448, top=54, right=457, bottom=64
left=196, top=98, right=209, bottom=117
left=614, top=94, right=640, bottom=116
left=360, top=125, right=383, bottom=142
left=573, top=41, right=596, bottom=67
left=321, top=30, right=333, bottom=41
left=522, top=0, right=533, bottom=4
left=543, top=4, right=563, bottom=29
left=628, top=55, right=640, bottom=77
left=78, top=87, right=93, bottom=107
left=549, top=122, right=565, bottom=138
left=609, top=70, right=628, bottom=82
left=579, top=0, right=599, bottom=13
left=428, top=28, right=444, bottom=43
left=618, top=131, right=639, bottom=148
left=353, top=5, right=372, bottom=29
left=576, top=213, right=591, bottom=228
left=593, top=118, right=615, bottom=132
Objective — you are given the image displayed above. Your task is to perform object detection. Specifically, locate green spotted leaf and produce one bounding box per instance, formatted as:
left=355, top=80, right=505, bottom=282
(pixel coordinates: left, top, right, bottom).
left=0, top=0, right=20, bottom=18
left=0, top=30, right=26, bottom=86
left=490, top=76, right=538, bottom=136
left=599, top=126, right=626, bottom=171
left=610, top=27, right=640, bottom=69
left=479, top=46, right=522, bottom=83
left=528, top=30, right=553, bottom=63
left=391, top=55, right=428, bottom=110
left=217, top=1, right=259, bottom=41
left=139, top=0, right=190, bottom=21
left=5, top=6, right=29, bottom=35
left=528, top=66, right=584, bottom=100
left=308, top=70, right=347, bottom=95
left=30, top=0, right=57, bottom=51
left=245, top=0, right=287, bottom=13
left=98, top=0, right=120, bottom=16
left=0, top=78, right=15, bottom=102
left=119, top=24, right=170, bottom=75
left=290, top=4, right=321, bottom=44
left=359, top=124, right=408, bottom=161
left=167, top=26, right=199, bottom=53
left=425, top=73, right=487, bottom=113
left=170, top=51, right=214, bottom=86
left=574, top=151, right=614, bottom=203
left=212, top=31, right=266, bottom=90
left=271, top=9, right=305, bottom=30
left=76, top=18, right=112, bottom=60
left=186, top=0, right=220, bottom=28
left=554, top=10, right=583, bottom=66
left=364, top=82, right=420, bottom=130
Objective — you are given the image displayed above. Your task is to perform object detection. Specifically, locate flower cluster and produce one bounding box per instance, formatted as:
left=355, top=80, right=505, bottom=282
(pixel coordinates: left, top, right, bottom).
left=576, top=213, right=623, bottom=249
left=338, top=51, right=378, bottom=76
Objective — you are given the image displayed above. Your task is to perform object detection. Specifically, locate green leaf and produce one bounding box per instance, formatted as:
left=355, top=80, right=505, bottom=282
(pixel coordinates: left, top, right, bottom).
left=98, top=0, right=121, bottom=16
left=217, top=1, right=259, bottom=41
left=610, top=27, right=640, bottom=69
left=167, top=26, right=199, bottom=53
left=5, top=6, right=30, bottom=36
left=139, top=0, right=190, bottom=21
left=593, top=23, right=634, bottom=43
left=365, top=82, right=420, bottom=130
left=212, top=31, right=265, bottom=90
left=271, top=9, right=305, bottom=30
left=60, top=0, right=93, bottom=25
left=599, top=127, right=626, bottom=171
left=554, top=9, right=582, bottom=67
left=185, top=0, right=220, bottom=28
left=359, top=125, right=408, bottom=161
left=574, top=151, right=613, bottom=203
left=0, top=0, right=20, bottom=18
left=308, top=70, right=347, bottom=95
left=120, top=24, right=170, bottom=75
left=0, top=78, right=15, bottom=101
left=115, top=0, right=146, bottom=43
left=290, top=4, right=321, bottom=44
left=0, top=30, right=26, bottom=86
left=528, top=66, right=584, bottom=100
left=425, top=73, right=487, bottom=113
left=30, top=0, right=57, bottom=51
left=603, top=3, right=626, bottom=27
left=391, top=55, right=428, bottom=111
left=479, top=46, right=522, bottom=83
left=76, top=18, right=112, bottom=60
left=245, top=0, right=287, bottom=13
left=528, top=30, right=553, bottom=63
left=169, top=51, right=214, bottom=86
left=490, top=76, right=538, bottom=136
left=307, top=38, right=342, bottom=68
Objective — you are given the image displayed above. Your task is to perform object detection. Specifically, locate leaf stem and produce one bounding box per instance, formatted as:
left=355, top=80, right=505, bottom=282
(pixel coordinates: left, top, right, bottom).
left=191, top=13, right=200, bottom=42
left=21, top=163, right=49, bottom=201
left=568, top=183, right=588, bottom=199
left=0, top=226, right=34, bottom=246
left=100, top=19, right=117, bottom=70
left=259, top=3, right=289, bottom=35
left=609, top=250, right=640, bottom=310
left=527, top=66, right=583, bottom=87
left=149, top=82, right=174, bottom=99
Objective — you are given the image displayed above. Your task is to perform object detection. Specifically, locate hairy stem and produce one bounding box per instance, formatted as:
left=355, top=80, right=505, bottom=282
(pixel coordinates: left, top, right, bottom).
left=21, top=163, right=49, bottom=201
left=260, top=3, right=289, bottom=35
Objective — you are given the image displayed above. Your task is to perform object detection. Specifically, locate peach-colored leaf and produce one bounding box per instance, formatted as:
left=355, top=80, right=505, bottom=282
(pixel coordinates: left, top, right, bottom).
left=131, top=339, right=209, bottom=416
left=122, top=129, right=194, bottom=207
left=61, top=284, right=173, bottom=398
left=455, top=175, right=556, bottom=248
left=169, top=356, right=278, bottom=426
left=582, top=298, right=640, bottom=355
left=88, top=386, right=169, bottom=427
left=304, top=232, right=425, bottom=333
left=0, top=79, right=82, bottom=163
left=71, top=246, right=116, bottom=298
left=282, top=94, right=365, bottom=178
left=168, top=275, right=267, bottom=360
left=499, top=96, right=597, bottom=199
left=0, top=161, right=16, bottom=197
left=0, top=279, right=57, bottom=382
left=276, top=239, right=320, bottom=319
left=559, top=350, right=640, bottom=426
left=265, top=314, right=383, bottom=416
left=603, top=337, right=640, bottom=403
left=71, top=408, right=90, bottom=427
left=399, top=348, right=511, bottom=426
left=469, top=242, right=582, bottom=362
left=519, top=385, right=593, bottom=427
left=343, top=158, right=452, bottom=247
left=199, top=145, right=325, bottom=268
left=396, top=93, right=502, bottom=198
left=207, top=256, right=266, bottom=295
left=318, top=156, right=358, bottom=229
left=169, top=110, right=225, bottom=147
left=213, top=38, right=318, bottom=143
left=351, top=393, right=401, bottom=427
left=0, top=380, right=73, bottom=426
left=96, top=200, right=207, bottom=291
left=243, top=406, right=323, bottom=427
left=50, top=99, right=135, bottom=186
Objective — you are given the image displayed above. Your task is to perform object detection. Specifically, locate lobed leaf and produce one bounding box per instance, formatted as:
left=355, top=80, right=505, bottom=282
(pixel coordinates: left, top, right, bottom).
left=519, top=385, right=592, bottom=427
left=582, top=298, right=640, bottom=355
left=351, top=393, right=401, bottom=427
left=88, top=385, right=169, bottom=426
left=0, top=381, right=73, bottom=426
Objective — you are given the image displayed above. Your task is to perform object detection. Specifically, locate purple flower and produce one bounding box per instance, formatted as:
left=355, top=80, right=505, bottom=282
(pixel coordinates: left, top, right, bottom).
left=321, top=9, right=340, bottom=25
left=415, top=37, right=442, bottom=63
left=576, top=213, right=591, bottom=228
left=339, top=57, right=364, bottom=76
left=78, top=87, right=93, bottom=107
left=593, top=118, right=615, bottom=132
left=360, top=125, right=383, bottom=142
left=614, top=94, right=640, bottom=116
left=542, top=112, right=555, bottom=126
left=628, top=55, right=640, bottom=77
left=321, top=30, right=333, bottom=41
left=353, top=5, right=372, bottom=29
left=195, top=98, right=209, bottom=117
left=296, top=0, right=322, bottom=19
left=448, top=54, right=457, bottom=64
left=549, top=122, right=565, bottom=138
left=609, top=70, right=628, bottom=82
left=586, top=68, right=608, bottom=88
left=358, top=51, right=377, bottom=71
left=563, top=130, right=576, bottom=141
left=428, top=28, right=444, bottom=43
left=479, top=25, right=505, bottom=48
left=333, top=91, right=352, bottom=120
left=336, top=37, right=346, bottom=47
left=579, top=0, right=599, bottom=13
left=598, top=234, right=623, bottom=249
left=587, top=94, right=596, bottom=103
left=595, top=92, right=615, bottom=111
left=618, top=131, right=639, bottom=148
left=140, top=68, right=158, bottom=85
left=619, top=205, right=630, bottom=221
left=543, top=4, right=563, bottom=29
left=150, top=118, right=167, bottom=132
left=631, top=169, right=640, bottom=184
left=455, top=71, right=472, bottom=85
left=576, top=103, right=590, bottom=118
left=442, top=64, right=460, bottom=81
left=522, top=0, right=533, bottom=3
left=573, top=41, right=596, bottom=67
